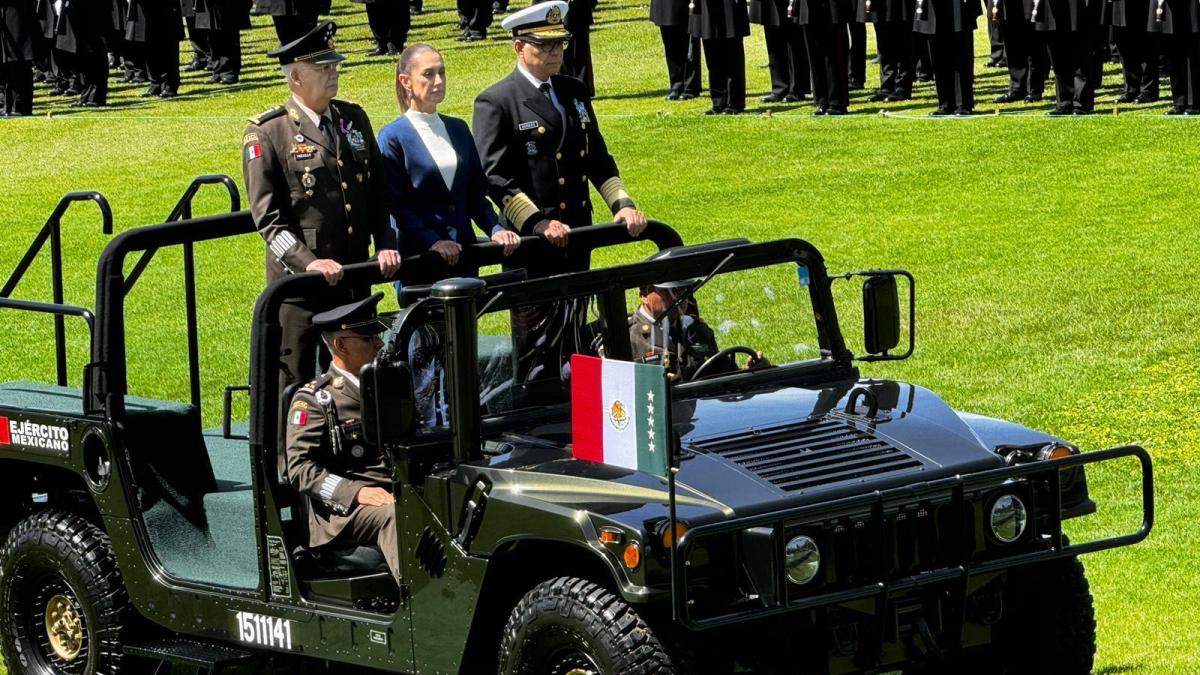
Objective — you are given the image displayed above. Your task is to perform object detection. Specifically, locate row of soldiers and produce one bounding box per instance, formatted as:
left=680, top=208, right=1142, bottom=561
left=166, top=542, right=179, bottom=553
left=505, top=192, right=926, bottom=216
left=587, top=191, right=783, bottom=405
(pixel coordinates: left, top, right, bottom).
left=0, top=0, right=418, bottom=115
left=657, top=0, right=1200, bottom=114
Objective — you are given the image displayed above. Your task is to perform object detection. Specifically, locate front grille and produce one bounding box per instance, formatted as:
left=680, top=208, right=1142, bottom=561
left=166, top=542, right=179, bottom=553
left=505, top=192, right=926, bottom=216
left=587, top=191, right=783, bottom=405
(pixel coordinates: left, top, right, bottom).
left=690, top=417, right=925, bottom=493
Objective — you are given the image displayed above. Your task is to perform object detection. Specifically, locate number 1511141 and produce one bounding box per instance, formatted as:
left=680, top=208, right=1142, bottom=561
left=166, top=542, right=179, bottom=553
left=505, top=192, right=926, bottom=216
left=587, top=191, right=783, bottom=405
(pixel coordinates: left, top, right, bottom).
left=235, top=611, right=293, bottom=650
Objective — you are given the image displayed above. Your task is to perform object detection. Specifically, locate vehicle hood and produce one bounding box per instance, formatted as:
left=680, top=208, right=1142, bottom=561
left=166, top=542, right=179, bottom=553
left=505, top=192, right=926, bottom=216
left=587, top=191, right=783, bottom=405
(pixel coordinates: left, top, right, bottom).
left=476, top=378, right=1004, bottom=526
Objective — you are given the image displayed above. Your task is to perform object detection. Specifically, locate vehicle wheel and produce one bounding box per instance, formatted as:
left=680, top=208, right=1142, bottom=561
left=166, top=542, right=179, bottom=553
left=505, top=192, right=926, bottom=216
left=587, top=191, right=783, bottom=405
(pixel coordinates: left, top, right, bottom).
left=0, top=511, right=129, bottom=675
left=913, top=555, right=1096, bottom=675
left=498, top=576, right=675, bottom=675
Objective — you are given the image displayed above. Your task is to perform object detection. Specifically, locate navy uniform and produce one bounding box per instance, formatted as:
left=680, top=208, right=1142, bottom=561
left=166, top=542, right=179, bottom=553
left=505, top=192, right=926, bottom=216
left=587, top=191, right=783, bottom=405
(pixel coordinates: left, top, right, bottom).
left=859, top=0, right=916, bottom=101
left=1102, top=0, right=1158, bottom=102
left=651, top=0, right=702, bottom=100
left=0, top=0, right=37, bottom=116
left=126, top=0, right=183, bottom=98
left=474, top=1, right=638, bottom=387
left=1150, top=0, right=1200, bottom=113
left=254, top=0, right=320, bottom=45
left=690, top=0, right=750, bottom=113
left=560, top=0, right=596, bottom=95
left=796, top=0, right=853, bottom=114
left=285, top=294, right=399, bottom=581
left=1032, top=0, right=1103, bottom=114
left=751, top=0, right=809, bottom=103
left=352, top=0, right=409, bottom=55
left=914, top=0, right=982, bottom=114
left=195, top=0, right=249, bottom=84
left=241, top=22, right=398, bottom=390
left=991, top=0, right=1049, bottom=101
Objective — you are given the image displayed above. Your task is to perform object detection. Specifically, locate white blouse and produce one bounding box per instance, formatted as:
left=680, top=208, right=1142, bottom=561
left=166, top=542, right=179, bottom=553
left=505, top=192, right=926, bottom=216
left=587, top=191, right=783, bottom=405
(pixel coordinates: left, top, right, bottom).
left=405, top=109, right=458, bottom=191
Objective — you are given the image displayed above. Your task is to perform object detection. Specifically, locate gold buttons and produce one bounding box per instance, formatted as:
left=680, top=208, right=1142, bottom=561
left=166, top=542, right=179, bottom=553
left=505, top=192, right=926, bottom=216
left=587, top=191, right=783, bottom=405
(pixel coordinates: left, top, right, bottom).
left=357, top=173, right=364, bottom=183
left=581, top=200, right=587, bottom=207
left=579, top=150, right=585, bottom=157
left=538, top=127, right=546, bottom=134
left=559, top=202, right=567, bottom=209
left=341, top=182, right=348, bottom=190
left=555, top=152, right=562, bottom=160
left=345, top=204, right=352, bottom=212
left=337, top=159, right=344, bottom=167
left=558, top=178, right=565, bottom=185
left=305, top=189, right=314, bottom=197
left=503, top=195, right=513, bottom=205
left=348, top=227, right=354, bottom=234
left=304, top=166, right=311, bottom=173
left=582, top=175, right=588, bottom=182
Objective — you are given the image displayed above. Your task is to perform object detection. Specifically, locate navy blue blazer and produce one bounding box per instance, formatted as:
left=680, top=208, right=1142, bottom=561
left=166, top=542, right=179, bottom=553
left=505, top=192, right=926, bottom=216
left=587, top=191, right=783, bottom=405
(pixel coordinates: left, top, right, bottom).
left=377, top=113, right=503, bottom=257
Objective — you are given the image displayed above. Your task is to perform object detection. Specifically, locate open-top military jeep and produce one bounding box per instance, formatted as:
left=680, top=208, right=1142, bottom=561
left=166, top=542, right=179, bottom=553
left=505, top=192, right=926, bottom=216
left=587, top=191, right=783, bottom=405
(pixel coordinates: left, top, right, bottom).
left=0, top=208, right=1153, bottom=675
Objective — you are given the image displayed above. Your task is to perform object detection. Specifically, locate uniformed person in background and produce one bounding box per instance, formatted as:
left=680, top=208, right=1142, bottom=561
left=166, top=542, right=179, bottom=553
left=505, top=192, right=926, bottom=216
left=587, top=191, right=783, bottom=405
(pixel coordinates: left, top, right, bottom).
left=690, top=0, right=750, bottom=113
left=1152, top=0, right=1199, bottom=114
left=0, top=0, right=37, bottom=117
left=651, top=0, right=702, bottom=100
left=859, top=0, right=916, bottom=101
left=126, top=0, right=183, bottom=98
left=196, top=0, right=250, bottom=85
left=751, top=0, right=809, bottom=103
left=991, top=0, right=1048, bottom=102
left=181, top=0, right=211, bottom=74
left=353, top=0, right=410, bottom=55
left=559, top=0, right=597, bottom=95
left=1034, top=0, right=1102, bottom=114
left=242, top=21, right=402, bottom=391
left=796, top=0, right=853, bottom=114
left=1103, top=0, right=1159, bottom=103
left=457, top=0, right=493, bottom=42
left=54, top=0, right=109, bottom=106
left=913, top=0, right=981, bottom=114
left=254, top=0, right=321, bottom=45
left=473, top=1, right=647, bottom=387
left=286, top=293, right=400, bottom=582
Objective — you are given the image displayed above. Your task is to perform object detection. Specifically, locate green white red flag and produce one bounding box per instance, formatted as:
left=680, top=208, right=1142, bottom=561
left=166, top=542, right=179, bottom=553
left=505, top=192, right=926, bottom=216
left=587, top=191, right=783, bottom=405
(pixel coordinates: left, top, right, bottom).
left=571, top=355, right=670, bottom=477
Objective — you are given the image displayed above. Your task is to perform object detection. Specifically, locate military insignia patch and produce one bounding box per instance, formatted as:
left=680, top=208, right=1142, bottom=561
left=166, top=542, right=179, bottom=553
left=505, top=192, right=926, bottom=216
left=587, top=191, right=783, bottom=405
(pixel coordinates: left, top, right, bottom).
left=301, top=173, right=317, bottom=188
left=575, top=100, right=591, bottom=124
left=243, top=132, right=259, bottom=145
left=292, top=143, right=317, bottom=160
left=289, top=409, right=308, bottom=426
left=526, top=141, right=538, bottom=157
left=519, top=121, right=539, bottom=131
left=547, top=5, right=563, bottom=23
left=246, top=144, right=263, bottom=161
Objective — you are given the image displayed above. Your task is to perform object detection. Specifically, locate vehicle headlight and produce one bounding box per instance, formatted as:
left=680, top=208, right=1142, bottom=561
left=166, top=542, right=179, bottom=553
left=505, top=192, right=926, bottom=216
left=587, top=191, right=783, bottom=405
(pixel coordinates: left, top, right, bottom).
left=784, top=535, right=820, bottom=585
left=989, top=494, right=1028, bottom=543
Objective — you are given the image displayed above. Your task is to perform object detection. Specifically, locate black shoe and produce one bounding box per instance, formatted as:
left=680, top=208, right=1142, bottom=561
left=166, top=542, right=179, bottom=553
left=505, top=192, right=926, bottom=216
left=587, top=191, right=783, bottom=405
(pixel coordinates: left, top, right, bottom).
left=69, top=100, right=98, bottom=108
left=723, top=107, right=743, bottom=114
left=678, top=92, right=698, bottom=100
left=141, top=86, right=161, bottom=98
left=185, top=59, right=207, bottom=72
left=49, top=86, right=66, bottom=96
left=463, top=31, right=486, bottom=42
left=1072, top=108, right=1093, bottom=115
left=130, top=74, right=148, bottom=84
left=955, top=108, right=975, bottom=116
left=759, top=93, right=785, bottom=103
left=1165, top=106, right=1187, bottom=115
left=917, top=74, right=933, bottom=83
left=984, top=57, right=1003, bottom=67
left=666, top=92, right=682, bottom=101
left=848, top=79, right=864, bottom=91
left=1115, top=93, right=1137, bottom=104
left=885, top=92, right=911, bottom=102
left=387, top=44, right=402, bottom=55
left=32, top=71, right=46, bottom=83
left=214, top=76, right=238, bottom=85
left=824, top=107, right=848, bottom=115
left=929, top=107, right=953, bottom=116
left=994, top=91, right=1025, bottom=103
left=868, top=91, right=889, bottom=102
left=1047, top=106, right=1073, bottom=116
left=63, top=87, right=80, bottom=96
left=812, top=107, right=828, bottom=116
left=704, top=107, right=723, bottom=115
left=159, top=89, right=178, bottom=99
left=1024, top=92, right=1044, bottom=103
left=367, top=45, right=389, bottom=56
left=783, top=93, right=804, bottom=102
left=1134, top=94, right=1159, bottom=104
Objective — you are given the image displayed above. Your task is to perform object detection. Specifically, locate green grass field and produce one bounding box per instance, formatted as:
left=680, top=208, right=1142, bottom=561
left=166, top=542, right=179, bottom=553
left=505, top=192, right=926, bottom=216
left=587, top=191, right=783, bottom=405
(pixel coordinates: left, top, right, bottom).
left=1, top=1, right=1198, bottom=672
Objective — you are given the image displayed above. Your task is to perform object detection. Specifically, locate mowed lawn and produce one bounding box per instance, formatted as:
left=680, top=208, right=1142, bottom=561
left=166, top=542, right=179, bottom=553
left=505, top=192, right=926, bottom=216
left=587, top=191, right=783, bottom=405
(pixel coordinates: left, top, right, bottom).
left=1, top=1, right=1198, bottom=672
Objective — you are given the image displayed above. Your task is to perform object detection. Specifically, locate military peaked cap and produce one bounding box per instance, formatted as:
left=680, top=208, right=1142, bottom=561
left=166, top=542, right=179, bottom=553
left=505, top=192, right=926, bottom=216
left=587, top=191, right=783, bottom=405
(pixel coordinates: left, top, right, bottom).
left=502, top=1, right=571, bottom=42
left=312, top=293, right=389, bottom=335
left=268, top=21, right=346, bottom=66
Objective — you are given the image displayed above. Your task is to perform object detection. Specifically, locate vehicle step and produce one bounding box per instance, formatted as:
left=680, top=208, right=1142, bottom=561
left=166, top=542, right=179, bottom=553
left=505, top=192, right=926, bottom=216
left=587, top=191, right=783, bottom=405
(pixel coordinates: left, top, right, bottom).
left=124, top=638, right=261, bottom=669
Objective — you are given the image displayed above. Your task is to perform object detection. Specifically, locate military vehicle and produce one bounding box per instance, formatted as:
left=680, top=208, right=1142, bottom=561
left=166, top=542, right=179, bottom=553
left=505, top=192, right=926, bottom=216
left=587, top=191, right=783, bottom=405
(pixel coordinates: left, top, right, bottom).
left=0, top=207, right=1153, bottom=675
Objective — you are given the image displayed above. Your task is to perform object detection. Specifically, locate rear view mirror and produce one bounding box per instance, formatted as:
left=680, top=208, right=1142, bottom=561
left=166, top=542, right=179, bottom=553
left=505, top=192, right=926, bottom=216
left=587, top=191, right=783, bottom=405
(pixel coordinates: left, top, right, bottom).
left=360, top=360, right=416, bottom=448
left=863, top=275, right=901, bottom=355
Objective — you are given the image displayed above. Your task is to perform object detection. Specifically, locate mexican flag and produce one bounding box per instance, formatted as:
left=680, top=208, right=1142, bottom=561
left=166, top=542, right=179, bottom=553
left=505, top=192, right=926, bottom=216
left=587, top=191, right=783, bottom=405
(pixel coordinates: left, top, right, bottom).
left=571, top=355, right=670, bottom=477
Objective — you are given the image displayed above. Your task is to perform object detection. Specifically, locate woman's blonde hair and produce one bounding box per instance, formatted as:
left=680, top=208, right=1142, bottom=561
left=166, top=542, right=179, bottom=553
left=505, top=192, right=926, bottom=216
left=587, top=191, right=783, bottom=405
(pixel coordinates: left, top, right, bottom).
left=395, top=44, right=441, bottom=111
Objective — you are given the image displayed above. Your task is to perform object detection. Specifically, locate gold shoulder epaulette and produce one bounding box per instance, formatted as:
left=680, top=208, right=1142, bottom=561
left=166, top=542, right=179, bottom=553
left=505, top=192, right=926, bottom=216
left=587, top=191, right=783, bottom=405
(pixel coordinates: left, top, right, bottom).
left=248, top=106, right=286, bottom=125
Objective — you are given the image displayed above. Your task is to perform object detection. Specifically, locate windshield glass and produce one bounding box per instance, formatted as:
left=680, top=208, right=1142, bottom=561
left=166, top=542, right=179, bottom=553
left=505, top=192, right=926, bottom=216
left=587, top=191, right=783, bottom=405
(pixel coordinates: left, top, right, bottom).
left=384, top=260, right=825, bottom=427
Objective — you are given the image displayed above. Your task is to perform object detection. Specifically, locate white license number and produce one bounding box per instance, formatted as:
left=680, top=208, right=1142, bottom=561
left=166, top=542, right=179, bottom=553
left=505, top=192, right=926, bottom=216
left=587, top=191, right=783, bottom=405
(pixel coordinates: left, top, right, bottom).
left=234, top=611, right=293, bottom=650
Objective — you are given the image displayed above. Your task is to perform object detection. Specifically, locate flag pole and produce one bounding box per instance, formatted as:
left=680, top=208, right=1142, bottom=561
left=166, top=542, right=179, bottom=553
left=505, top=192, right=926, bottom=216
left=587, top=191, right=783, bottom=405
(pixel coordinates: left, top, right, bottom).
left=665, top=369, right=680, bottom=622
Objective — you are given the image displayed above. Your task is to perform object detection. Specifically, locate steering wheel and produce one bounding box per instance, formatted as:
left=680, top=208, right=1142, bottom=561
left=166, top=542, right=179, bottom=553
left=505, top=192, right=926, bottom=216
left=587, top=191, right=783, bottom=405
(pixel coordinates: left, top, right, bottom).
left=690, top=346, right=762, bottom=381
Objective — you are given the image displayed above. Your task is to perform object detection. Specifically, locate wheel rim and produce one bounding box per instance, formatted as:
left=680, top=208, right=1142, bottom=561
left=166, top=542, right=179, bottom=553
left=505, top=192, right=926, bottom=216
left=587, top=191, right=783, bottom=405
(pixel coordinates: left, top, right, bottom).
left=546, top=648, right=600, bottom=675
left=44, top=594, right=84, bottom=662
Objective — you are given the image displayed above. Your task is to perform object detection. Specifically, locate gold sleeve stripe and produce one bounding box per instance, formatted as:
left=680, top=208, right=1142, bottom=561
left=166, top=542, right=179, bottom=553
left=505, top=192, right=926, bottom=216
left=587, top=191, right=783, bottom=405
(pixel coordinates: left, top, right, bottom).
left=503, top=192, right=540, bottom=226
left=599, top=177, right=632, bottom=208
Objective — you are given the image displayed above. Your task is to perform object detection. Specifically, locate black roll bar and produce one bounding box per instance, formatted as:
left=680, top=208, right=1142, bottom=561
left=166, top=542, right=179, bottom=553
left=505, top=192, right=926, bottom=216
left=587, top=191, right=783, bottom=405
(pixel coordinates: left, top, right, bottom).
left=1, top=191, right=112, bottom=386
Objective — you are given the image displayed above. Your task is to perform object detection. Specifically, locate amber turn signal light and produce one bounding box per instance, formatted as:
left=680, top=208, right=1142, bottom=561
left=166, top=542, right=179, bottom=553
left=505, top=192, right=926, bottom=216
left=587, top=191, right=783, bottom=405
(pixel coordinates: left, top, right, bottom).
left=661, top=522, right=689, bottom=549
left=623, top=542, right=641, bottom=570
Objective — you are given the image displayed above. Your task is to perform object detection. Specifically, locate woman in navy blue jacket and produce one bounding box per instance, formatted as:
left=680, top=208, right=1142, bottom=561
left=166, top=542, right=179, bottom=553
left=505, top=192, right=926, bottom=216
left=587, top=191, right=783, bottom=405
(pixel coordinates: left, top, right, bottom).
left=378, top=44, right=522, bottom=283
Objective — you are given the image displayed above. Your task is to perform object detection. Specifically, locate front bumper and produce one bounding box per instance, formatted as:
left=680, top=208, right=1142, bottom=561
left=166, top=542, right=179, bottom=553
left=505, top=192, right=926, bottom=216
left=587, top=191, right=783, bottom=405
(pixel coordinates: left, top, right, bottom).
left=669, top=444, right=1153, bottom=638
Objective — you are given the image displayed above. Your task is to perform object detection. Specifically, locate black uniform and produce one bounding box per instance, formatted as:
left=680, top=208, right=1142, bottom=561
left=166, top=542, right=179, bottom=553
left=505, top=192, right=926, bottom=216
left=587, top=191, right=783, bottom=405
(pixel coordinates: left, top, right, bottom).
left=858, top=0, right=915, bottom=99
left=991, top=0, right=1049, bottom=100
left=847, top=18, right=866, bottom=87
left=181, top=0, right=210, bottom=71
left=126, top=0, right=183, bottom=97
left=914, top=0, right=981, bottom=113
left=1149, top=0, right=1199, bottom=112
left=473, top=68, right=636, bottom=386
left=1102, top=0, right=1158, bottom=101
left=628, top=309, right=732, bottom=380
left=457, top=0, right=492, bottom=41
left=54, top=0, right=109, bottom=106
left=796, top=0, right=852, bottom=113
left=1033, top=0, right=1103, bottom=113
left=690, top=0, right=750, bottom=112
left=1, top=0, right=36, bottom=116
left=651, top=0, right=702, bottom=99
left=195, top=0, right=249, bottom=83
left=751, top=0, right=810, bottom=101
left=254, top=0, right=320, bottom=45
left=242, top=98, right=397, bottom=388
left=561, top=0, right=596, bottom=95
left=352, top=0, right=408, bottom=55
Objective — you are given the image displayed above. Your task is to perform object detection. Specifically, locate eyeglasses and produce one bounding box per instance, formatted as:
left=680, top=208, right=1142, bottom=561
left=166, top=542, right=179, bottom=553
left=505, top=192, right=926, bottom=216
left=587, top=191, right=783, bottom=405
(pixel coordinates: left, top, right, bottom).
left=530, top=40, right=569, bottom=53
left=340, top=334, right=382, bottom=344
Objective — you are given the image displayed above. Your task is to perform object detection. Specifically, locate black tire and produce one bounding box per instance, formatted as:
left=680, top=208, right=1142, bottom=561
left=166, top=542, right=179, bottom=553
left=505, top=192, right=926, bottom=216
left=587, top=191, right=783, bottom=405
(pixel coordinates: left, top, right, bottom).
left=0, top=511, right=129, bottom=675
left=914, top=555, right=1096, bottom=675
left=498, top=576, right=675, bottom=675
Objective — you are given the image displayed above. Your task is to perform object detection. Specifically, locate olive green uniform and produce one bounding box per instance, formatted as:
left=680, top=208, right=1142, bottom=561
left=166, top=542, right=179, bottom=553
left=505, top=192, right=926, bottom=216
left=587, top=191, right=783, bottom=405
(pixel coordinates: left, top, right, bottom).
left=628, top=309, right=732, bottom=380
left=285, top=368, right=398, bottom=580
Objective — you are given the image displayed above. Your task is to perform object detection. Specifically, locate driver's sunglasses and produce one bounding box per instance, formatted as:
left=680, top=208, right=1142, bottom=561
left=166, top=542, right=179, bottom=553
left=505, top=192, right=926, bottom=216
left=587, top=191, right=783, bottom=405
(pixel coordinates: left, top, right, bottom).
left=531, top=40, right=569, bottom=53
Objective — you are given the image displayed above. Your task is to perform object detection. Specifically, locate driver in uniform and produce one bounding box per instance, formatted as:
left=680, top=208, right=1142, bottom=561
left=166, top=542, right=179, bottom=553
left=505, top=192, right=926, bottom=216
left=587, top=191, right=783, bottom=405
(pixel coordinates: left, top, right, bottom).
left=629, top=280, right=768, bottom=380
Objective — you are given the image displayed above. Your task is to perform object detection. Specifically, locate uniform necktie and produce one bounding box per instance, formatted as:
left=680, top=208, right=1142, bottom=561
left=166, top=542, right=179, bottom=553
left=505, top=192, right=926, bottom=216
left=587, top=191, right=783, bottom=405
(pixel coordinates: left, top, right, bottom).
left=318, top=116, right=336, bottom=148
left=538, top=82, right=553, bottom=101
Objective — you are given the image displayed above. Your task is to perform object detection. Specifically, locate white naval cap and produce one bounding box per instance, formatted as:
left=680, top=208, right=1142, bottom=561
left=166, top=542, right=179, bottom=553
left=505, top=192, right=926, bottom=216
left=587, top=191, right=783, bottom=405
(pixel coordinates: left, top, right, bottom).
left=501, top=1, right=571, bottom=42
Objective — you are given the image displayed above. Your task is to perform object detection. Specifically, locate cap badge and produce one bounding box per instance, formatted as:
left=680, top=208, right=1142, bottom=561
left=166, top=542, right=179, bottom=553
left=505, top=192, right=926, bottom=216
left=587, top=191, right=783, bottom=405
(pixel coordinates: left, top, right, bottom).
left=546, top=5, right=563, bottom=23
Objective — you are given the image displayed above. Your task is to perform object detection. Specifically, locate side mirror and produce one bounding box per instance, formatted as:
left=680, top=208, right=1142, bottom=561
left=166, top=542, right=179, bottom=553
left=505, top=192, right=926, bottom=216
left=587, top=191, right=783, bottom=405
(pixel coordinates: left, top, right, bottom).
left=360, top=360, right=416, bottom=448
left=863, top=275, right=901, bottom=355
